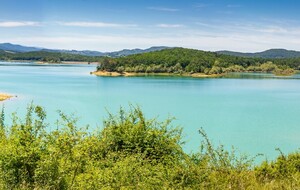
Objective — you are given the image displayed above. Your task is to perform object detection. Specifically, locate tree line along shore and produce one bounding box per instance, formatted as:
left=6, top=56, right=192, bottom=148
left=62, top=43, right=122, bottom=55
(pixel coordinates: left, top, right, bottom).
left=95, top=48, right=299, bottom=77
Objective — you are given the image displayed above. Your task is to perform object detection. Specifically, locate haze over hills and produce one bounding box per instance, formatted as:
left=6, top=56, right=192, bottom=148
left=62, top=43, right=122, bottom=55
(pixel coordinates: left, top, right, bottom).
left=0, top=43, right=170, bottom=57
left=2, top=43, right=300, bottom=59
left=0, top=43, right=41, bottom=53
left=217, top=49, right=300, bottom=59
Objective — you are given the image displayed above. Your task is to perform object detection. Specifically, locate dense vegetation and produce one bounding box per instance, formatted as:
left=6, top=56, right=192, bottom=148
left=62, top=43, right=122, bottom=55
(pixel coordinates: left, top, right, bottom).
left=0, top=51, right=100, bottom=63
left=0, top=104, right=299, bottom=189
left=97, top=48, right=299, bottom=76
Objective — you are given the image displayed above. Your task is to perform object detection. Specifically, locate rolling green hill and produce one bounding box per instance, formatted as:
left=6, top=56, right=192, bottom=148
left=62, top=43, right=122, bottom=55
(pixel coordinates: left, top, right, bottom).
left=97, top=47, right=299, bottom=76
left=0, top=50, right=101, bottom=63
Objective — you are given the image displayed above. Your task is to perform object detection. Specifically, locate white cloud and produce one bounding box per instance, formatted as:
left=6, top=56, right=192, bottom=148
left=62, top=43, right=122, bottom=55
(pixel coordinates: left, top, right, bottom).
left=156, top=24, right=184, bottom=28
left=0, top=21, right=40, bottom=27
left=195, top=3, right=210, bottom=8
left=147, top=7, right=179, bottom=12
left=2, top=20, right=300, bottom=52
left=195, top=20, right=300, bottom=36
left=216, top=10, right=233, bottom=14
left=58, top=22, right=137, bottom=28
left=4, top=28, right=300, bottom=52
left=227, top=4, right=241, bottom=8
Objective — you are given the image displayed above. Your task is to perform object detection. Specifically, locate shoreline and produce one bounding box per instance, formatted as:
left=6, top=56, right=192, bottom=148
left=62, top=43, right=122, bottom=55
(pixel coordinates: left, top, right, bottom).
left=36, top=61, right=98, bottom=65
left=91, top=71, right=225, bottom=78
left=92, top=70, right=297, bottom=78
left=0, top=93, right=13, bottom=101
left=0, top=60, right=98, bottom=65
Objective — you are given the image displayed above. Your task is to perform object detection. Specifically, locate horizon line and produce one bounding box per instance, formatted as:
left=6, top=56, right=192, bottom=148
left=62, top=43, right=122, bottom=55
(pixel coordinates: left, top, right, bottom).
left=0, top=42, right=297, bottom=54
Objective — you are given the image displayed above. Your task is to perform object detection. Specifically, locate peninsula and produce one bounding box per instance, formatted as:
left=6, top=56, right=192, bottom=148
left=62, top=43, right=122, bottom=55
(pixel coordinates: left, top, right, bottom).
left=94, top=48, right=298, bottom=77
left=0, top=93, right=12, bottom=101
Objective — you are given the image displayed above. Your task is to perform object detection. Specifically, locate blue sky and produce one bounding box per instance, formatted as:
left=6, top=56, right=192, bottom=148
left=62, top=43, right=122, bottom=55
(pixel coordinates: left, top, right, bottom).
left=1, top=0, right=300, bottom=52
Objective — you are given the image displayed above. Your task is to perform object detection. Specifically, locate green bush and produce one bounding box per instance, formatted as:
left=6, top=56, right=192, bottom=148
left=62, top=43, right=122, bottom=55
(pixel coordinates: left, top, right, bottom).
left=0, top=104, right=299, bottom=189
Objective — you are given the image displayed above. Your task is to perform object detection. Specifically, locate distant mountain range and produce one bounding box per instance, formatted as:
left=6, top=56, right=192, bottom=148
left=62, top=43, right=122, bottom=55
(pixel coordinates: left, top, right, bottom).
left=0, top=43, right=170, bottom=57
left=0, top=43, right=41, bottom=53
left=217, top=49, right=300, bottom=59
left=1, top=43, right=300, bottom=59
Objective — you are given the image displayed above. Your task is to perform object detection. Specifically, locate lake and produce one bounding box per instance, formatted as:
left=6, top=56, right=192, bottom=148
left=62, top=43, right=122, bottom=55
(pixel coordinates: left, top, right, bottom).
left=1, top=61, right=300, bottom=162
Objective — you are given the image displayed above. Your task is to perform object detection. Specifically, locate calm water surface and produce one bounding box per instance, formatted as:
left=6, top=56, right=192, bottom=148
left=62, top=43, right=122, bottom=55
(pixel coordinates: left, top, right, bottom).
left=1, top=62, right=300, bottom=161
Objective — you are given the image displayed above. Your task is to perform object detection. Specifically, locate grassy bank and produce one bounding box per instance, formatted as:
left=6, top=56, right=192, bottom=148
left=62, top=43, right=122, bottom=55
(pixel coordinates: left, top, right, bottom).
left=0, top=104, right=298, bottom=189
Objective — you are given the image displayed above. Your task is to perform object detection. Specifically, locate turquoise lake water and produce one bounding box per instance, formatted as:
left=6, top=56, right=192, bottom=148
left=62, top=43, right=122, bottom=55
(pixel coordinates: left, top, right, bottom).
left=1, top=62, right=300, bottom=161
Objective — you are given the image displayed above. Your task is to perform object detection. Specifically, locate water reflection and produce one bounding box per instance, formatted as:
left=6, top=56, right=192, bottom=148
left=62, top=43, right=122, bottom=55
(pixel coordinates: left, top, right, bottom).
left=224, top=72, right=300, bottom=79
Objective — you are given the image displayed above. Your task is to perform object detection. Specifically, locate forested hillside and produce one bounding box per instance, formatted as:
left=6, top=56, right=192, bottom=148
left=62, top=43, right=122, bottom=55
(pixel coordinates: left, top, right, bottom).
left=0, top=51, right=100, bottom=63
left=97, top=48, right=299, bottom=76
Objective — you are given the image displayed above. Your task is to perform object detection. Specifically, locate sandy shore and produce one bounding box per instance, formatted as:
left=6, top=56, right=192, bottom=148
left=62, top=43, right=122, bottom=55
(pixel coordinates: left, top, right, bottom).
left=91, top=71, right=139, bottom=77
left=63, top=61, right=98, bottom=65
left=35, top=61, right=98, bottom=65
left=91, top=71, right=123, bottom=76
left=190, top=73, right=225, bottom=78
left=91, top=71, right=224, bottom=78
left=0, top=93, right=13, bottom=101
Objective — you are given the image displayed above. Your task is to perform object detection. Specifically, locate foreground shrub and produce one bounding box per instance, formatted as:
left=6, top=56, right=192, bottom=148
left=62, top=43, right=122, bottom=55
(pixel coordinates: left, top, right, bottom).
left=0, top=104, right=299, bottom=189
left=255, top=150, right=300, bottom=189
